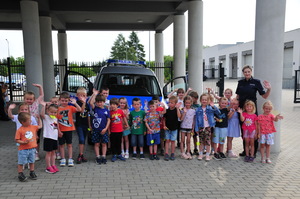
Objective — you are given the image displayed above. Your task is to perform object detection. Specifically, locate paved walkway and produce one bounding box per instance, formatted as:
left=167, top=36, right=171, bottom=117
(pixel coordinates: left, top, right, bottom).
left=0, top=80, right=300, bottom=199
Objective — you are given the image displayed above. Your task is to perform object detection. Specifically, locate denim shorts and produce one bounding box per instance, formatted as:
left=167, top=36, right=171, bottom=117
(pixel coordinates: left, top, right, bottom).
left=212, top=127, right=227, bottom=144
left=76, top=125, right=88, bottom=145
left=18, top=148, right=36, bottom=165
left=131, top=134, right=144, bottom=147
left=146, top=133, right=160, bottom=146
left=165, top=129, right=178, bottom=141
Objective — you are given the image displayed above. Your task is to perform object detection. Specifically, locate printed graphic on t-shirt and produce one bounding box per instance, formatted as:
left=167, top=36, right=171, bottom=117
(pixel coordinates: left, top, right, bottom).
left=51, top=121, right=58, bottom=129
left=25, top=131, right=33, bottom=139
left=132, top=116, right=142, bottom=129
left=245, top=118, right=253, bottom=127
left=92, top=111, right=108, bottom=128
left=112, top=113, right=121, bottom=124
left=58, top=109, right=72, bottom=127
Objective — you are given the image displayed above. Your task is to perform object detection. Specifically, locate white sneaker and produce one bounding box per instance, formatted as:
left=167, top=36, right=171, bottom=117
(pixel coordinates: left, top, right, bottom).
left=35, top=153, right=40, bottom=161
left=125, top=152, right=129, bottom=159
left=60, top=158, right=66, bottom=167
left=68, top=158, right=74, bottom=167
left=56, top=153, right=61, bottom=160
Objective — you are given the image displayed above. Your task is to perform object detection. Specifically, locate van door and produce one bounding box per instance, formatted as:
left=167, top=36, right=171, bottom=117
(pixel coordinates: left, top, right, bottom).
left=163, top=76, right=188, bottom=99
left=62, top=71, right=93, bottom=96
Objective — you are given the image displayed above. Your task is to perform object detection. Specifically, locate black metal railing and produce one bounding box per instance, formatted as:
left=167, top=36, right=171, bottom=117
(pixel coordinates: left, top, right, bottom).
left=294, top=70, right=300, bottom=103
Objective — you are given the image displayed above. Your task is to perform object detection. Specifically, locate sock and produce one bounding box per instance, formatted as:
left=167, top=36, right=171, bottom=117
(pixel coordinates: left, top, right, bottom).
left=140, top=151, right=143, bottom=154
left=97, top=155, right=100, bottom=158
left=121, top=150, right=124, bottom=154
left=206, top=153, right=210, bottom=157
left=228, top=150, right=232, bottom=153
left=199, top=151, right=203, bottom=155
left=126, top=150, right=129, bottom=153
left=133, top=151, right=137, bottom=154
left=102, top=155, right=106, bottom=158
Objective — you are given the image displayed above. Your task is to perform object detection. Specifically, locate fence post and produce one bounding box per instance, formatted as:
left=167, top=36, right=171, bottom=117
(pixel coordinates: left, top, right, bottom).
left=6, top=57, right=14, bottom=101
left=216, top=62, right=224, bottom=97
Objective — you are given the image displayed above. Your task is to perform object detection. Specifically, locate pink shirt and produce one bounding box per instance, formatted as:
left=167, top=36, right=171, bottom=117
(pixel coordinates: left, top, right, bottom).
left=242, top=112, right=257, bottom=132
left=257, top=114, right=276, bottom=134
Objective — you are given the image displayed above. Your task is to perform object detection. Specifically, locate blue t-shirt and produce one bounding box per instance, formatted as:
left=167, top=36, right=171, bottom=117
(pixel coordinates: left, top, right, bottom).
left=91, top=106, right=110, bottom=131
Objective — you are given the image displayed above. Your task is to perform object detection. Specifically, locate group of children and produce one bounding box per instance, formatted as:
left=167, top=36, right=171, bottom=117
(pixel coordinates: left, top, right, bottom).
left=11, top=84, right=283, bottom=182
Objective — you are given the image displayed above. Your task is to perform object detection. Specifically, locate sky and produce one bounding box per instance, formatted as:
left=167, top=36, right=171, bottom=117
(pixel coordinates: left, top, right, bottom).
left=0, top=0, right=299, bottom=62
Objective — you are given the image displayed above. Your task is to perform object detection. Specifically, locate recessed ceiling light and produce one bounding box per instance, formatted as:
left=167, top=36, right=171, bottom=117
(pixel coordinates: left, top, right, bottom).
left=85, top=19, right=92, bottom=23
left=137, top=19, right=143, bottom=23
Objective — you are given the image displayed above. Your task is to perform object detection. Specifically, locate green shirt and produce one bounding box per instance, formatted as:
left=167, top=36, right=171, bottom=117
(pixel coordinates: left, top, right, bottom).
left=129, top=110, right=146, bottom=135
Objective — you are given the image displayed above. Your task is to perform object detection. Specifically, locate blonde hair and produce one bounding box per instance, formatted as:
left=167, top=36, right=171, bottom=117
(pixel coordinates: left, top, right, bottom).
left=262, top=100, right=273, bottom=110
left=224, top=88, right=233, bottom=95
left=76, top=87, right=87, bottom=94
left=119, top=97, right=129, bottom=109
left=243, top=100, right=256, bottom=114
left=169, top=96, right=178, bottom=103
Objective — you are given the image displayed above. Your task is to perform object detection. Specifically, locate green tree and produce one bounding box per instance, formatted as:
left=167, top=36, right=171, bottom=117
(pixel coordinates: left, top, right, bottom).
left=164, top=55, right=173, bottom=82
left=127, top=31, right=145, bottom=61
left=110, top=34, right=128, bottom=60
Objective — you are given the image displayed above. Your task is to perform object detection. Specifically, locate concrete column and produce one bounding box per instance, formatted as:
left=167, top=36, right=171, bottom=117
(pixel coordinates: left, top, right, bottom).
left=57, top=30, right=68, bottom=90
left=155, top=31, right=164, bottom=87
left=254, top=0, right=286, bottom=153
left=173, top=13, right=186, bottom=85
left=20, top=0, right=43, bottom=93
left=40, top=16, right=55, bottom=100
left=188, top=0, right=203, bottom=94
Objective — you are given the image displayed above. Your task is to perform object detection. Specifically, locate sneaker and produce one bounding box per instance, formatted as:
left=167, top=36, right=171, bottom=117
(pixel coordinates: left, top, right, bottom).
left=76, top=154, right=82, bottom=164
left=121, top=152, right=125, bottom=157
left=205, top=155, right=210, bottom=162
left=248, top=157, right=255, bottom=163
left=244, top=156, right=249, bottom=162
left=164, top=154, right=170, bottom=161
left=160, top=149, right=165, bottom=156
left=117, top=155, right=126, bottom=161
left=219, top=152, right=227, bottom=159
left=193, top=149, right=199, bottom=155
left=35, top=153, right=40, bottom=161
left=68, top=158, right=74, bottom=167
left=149, top=154, right=154, bottom=160
left=153, top=155, right=160, bottom=160
left=228, top=152, right=238, bottom=158
left=261, top=159, right=266, bottom=163
left=124, top=152, right=129, bottom=159
left=198, top=154, right=203, bottom=160
left=181, top=153, right=189, bottom=160
left=60, top=158, right=66, bottom=167
left=111, top=155, right=117, bottom=162
left=29, top=171, right=37, bottom=180
left=56, top=153, right=61, bottom=160
left=140, top=154, right=145, bottom=160
left=95, top=157, right=102, bottom=165
left=266, top=159, right=272, bottom=164
left=18, top=172, right=27, bottom=182
left=102, top=157, right=107, bottom=164
left=81, top=154, right=88, bottom=163
left=170, top=153, right=175, bottom=161
left=239, top=151, right=246, bottom=157
left=132, top=153, right=137, bottom=160
left=52, top=165, right=59, bottom=172
left=213, top=153, right=221, bottom=160
left=187, top=153, right=193, bottom=160
left=45, top=166, right=56, bottom=174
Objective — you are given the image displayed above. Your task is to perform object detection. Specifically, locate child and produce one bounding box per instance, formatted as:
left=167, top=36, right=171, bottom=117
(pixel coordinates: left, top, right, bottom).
left=23, top=83, right=44, bottom=161
left=195, top=93, right=220, bottom=161
left=257, top=101, right=283, bottom=163
left=238, top=100, right=258, bottom=163
left=144, top=100, right=162, bottom=160
left=40, top=101, right=60, bottom=173
left=129, top=98, right=146, bottom=160
left=109, top=97, right=129, bottom=162
left=49, top=96, right=59, bottom=105
left=227, top=98, right=240, bottom=158
left=8, top=103, right=38, bottom=130
left=212, top=97, right=229, bottom=160
left=100, top=87, right=110, bottom=108
left=15, top=112, right=42, bottom=182
left=75, top=87, right=89, bottom=164
left=163, top=96, right=181, bottom=161
left=180, top=96, right=195, bottom=160
left=189, top=91, right=200, bottom=156
left=89, top=90, right=110, bottom=164
left=57, top=92, right=82, bottom=167
left=119, top=97, right=130, bottom=158
left=208, top=88, right=233, bottom=106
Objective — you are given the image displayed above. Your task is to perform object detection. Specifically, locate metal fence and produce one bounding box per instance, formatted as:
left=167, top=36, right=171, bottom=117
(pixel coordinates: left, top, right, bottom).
left=294, top=70, right=300, bottom=103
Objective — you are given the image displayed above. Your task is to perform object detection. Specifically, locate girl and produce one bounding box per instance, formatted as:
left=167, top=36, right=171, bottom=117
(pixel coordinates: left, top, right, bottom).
left=180, top=96, right=195, bottom=160
left=238, top=100, right=257, bottom=163
left=119, top=97, right=130, bottom=159
left=257, top=101, right=283, bottom=163
left=227, top=98, right=240, bottom=158
left=40, top=101, right=60, bottom=173
left=195, top=93, right=220, bottom=161
left=207, top=88, right=233, bottom=107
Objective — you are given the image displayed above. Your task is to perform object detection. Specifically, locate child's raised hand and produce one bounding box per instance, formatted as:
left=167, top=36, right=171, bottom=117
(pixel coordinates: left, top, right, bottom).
left=276, top=114, right=284, bottom=120
left=8, top=103, right=16, bottom=109
left=40, top=100, right=47, bottom=106
left=237, top=107, right=243, bottom=113
left=176, top=102, right=182, bottom=108
left=69, top=98, right=76, bottom=104
left=78, top=95, right=87, bottom=103
left=93, top=88, right=99, bottom=95
left=206, top=88, right=212, bottom=93
left=32, top=83, right=42, bottom=88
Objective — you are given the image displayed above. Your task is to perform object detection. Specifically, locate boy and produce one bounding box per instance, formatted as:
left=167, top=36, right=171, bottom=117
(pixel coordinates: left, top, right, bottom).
left=163, top=96, right=181, bottom=161
left=57, top=92, right=82, bottom=167
left=100, top=87, right=110, bottom=108
left=144, top=100, right=162, bottom=160
left=189, top=91, right=200, bottom=156
left=15, top=112, right=42, bottom=182
left=109, top=97, right=129, bottom=162
left=75, top=87, right=89, bottom=164
left=89, top=90, right=110, bottom=164
left=129, top=98, right=146, bottom=160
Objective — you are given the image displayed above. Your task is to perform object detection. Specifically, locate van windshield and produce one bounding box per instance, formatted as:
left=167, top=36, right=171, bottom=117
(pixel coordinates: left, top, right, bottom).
left=97, top=74, right=161, bottom=96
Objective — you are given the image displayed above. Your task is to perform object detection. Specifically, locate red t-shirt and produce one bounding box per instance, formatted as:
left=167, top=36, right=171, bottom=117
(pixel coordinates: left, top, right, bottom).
left=15, top=125, right=39, bottom=150
left=110, top=109, right=125, bottom=133
left=57, top=105, right=77, bottom=132
left=257, top=114, right=276, bottom=134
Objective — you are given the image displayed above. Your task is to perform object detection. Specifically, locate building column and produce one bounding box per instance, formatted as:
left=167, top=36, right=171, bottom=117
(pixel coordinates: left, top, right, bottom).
left=155, top=31, right=164, bottom=87
left=57, top=30, right=68, bottom=90
left=20, top=0, right=43, bottom=93
left=40, top=16, right=55, bottom=100
left=254, top=0, right=286, bottom=153
left=173, top=13, right=186, bottom=85
left=188, top=0, right=203, bottom=95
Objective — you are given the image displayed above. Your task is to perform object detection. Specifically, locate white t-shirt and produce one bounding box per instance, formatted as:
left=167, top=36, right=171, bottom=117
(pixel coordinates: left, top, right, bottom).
left=43, top=115, right=58, bottom=140
left=12, top=115, right=37, bottom=130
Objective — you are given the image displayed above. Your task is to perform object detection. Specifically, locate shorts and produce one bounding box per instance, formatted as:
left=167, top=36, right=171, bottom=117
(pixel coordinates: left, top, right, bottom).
left=260, top=133, right=274, bottom=145
left=146, top=133, right=160, bottom=146
left=243, top=129, right=256, bottom=139
left=160, top=129, right=165, bottom=139
left=165, top=130, right=178, bottom=141
left=43, top=138, right=58, bottom=152
left=77, top=125, right=88, bottom=145
left=123, top=129, right=131, bottom=136
left=92, top=130, right=109, bottom=144
left=18, top=148, right=36, bottom=165
left=199, top=127, right=211, bottom=146
left=212, top=127, right=228, bottom=144
left=181, top=128, right=193, bottom=133
left=58, top=131, right=73, bottom=145
left=131, top=134, right=144, bottom=147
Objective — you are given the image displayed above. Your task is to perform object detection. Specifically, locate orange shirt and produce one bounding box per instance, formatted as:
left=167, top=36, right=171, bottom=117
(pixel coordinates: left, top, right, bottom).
left=15, top=125, right=39, bottom=151
left=57, top=105, right=77, bottom=132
